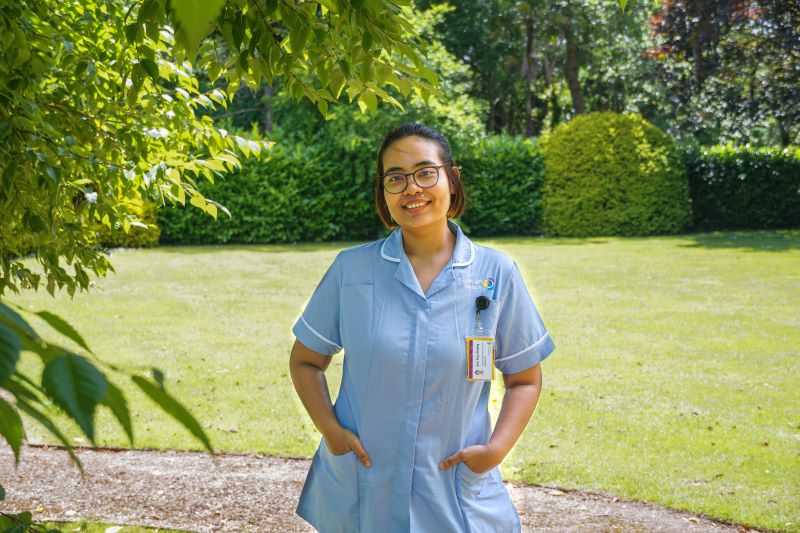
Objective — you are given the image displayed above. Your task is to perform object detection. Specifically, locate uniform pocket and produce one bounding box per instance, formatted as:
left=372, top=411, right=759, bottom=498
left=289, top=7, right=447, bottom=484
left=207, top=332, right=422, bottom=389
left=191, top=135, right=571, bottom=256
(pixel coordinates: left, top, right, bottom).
left=455, top=466, right=520, bottom=533
left=314, top=438, right=360, bottom=522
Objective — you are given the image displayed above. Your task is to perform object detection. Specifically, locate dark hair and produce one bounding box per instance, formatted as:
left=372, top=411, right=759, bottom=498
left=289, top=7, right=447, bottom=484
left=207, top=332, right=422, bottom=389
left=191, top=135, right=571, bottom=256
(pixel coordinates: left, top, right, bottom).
left=374, top=122, right=467, bottom=228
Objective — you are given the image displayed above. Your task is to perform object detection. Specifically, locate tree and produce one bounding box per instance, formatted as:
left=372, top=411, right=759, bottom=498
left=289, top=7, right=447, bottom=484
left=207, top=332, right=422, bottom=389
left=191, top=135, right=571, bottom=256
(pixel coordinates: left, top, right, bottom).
left=647, top=0, right=800, bottom=145
left=0, top=0, right=437, bottom=527
left=416, top=0, right=660, bottom=136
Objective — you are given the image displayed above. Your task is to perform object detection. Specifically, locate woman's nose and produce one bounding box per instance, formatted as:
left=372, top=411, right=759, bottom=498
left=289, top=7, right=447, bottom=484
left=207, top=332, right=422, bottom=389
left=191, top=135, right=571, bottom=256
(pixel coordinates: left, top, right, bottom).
left=404, top=174, right=423, bottom=194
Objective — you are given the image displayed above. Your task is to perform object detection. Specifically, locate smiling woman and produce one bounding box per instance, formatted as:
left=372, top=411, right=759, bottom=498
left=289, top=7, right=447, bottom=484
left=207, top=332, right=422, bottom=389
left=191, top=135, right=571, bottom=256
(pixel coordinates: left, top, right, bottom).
left=288, top=122, right=556, bottom=532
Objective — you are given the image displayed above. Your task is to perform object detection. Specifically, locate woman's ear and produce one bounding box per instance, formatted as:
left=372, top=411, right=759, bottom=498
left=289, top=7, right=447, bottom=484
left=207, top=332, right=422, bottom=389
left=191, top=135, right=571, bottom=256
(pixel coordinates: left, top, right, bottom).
left=450, top=166, right=460, bottom=194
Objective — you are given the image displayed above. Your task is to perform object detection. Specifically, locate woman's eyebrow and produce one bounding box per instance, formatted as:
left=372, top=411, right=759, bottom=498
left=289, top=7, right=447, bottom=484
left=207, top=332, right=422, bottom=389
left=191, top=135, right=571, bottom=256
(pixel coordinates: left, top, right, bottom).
left=384, top=160, right=438, bottom=173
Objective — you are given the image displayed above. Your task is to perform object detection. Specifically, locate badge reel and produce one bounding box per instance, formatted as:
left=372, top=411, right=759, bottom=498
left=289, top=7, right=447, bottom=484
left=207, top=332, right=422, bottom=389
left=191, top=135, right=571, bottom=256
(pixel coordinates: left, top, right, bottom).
left=466, top=296, right=495, bottom=381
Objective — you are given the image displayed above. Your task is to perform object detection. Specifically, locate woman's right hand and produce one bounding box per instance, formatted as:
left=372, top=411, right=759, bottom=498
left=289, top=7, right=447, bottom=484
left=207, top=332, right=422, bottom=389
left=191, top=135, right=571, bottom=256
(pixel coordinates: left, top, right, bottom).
left=326, top=425, right=372, bottom=468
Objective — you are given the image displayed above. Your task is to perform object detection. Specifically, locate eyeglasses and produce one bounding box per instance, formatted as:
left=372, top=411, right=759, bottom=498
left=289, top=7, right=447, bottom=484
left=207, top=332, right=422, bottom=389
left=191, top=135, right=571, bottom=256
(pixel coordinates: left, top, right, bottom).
left=381, top=163, right=450, bottom=194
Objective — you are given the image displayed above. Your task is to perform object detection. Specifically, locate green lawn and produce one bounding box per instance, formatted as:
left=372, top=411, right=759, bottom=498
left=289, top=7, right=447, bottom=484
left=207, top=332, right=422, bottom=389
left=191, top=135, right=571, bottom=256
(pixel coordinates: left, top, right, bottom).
left=9, top=230, right=800, bottom=532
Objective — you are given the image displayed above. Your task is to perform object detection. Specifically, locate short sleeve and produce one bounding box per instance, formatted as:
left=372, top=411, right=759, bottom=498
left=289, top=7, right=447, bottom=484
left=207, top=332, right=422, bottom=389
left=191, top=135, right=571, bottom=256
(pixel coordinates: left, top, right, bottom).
left=494, top=262, right=555, bottom=374
left=292, top=253, right=343, bottom=356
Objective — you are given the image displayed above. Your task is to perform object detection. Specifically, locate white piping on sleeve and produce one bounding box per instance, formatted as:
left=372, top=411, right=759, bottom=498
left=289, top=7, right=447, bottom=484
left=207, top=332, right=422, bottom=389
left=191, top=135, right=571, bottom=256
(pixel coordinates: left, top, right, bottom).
left=494, top=332, right=550, bottom=362
left=301, top=315, right=342, bottom=351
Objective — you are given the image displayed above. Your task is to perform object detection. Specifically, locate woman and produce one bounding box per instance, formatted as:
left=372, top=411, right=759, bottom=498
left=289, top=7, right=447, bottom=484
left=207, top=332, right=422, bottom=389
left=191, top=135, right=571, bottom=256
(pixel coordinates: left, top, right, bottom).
left=289, top=122, right=555, bottom=532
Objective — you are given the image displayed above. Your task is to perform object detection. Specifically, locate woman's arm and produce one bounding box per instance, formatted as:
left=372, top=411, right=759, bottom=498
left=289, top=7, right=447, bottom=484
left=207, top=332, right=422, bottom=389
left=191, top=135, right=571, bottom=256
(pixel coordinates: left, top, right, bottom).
left=487, top=363, right=543, bottom=460
left=439, top=364, right=542, bottom=473
left=289, top=339, right=371, bottom=467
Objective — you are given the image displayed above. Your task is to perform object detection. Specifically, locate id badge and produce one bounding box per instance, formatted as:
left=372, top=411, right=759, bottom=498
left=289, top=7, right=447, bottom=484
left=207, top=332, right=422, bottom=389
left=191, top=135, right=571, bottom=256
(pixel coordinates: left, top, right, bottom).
left=466, top=337, right=495, bottom=381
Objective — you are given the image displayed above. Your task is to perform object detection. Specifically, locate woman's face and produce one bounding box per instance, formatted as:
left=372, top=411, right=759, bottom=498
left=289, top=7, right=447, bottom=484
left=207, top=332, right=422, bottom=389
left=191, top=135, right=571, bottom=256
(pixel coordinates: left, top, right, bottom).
left=381, top=136, right=455, bottom=231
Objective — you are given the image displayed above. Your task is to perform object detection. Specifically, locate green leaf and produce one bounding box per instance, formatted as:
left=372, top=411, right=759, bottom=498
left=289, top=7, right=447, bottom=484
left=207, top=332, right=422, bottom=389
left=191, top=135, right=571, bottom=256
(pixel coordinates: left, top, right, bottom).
left=619, top=0, right=628, bottom=11
left=0, top=303, right=37, bottom=339
left=124, top=23, right=140, bottom=44
left=172, top=0, right=226, bottom=59
left=293, top=25, right=309, bottom=53
left=207, top=61, right=222, bottom=83
left=317, top=98, right=328, bottom=117
left=101, top=380, right=134, bottom=444
left=0, top=397, right=23, bottom=466
left=2, top=158, right=17, bottom=194
left=141, top=58, right=159, bottom=83
left=361, top=90, right=377, bottom=113
left=74, top=60, right=88, bottom=77
left=137, top=0, right=161, bottom=22
left=0, top=324, right=21, bottom=387
left=34, top=310, right=93, bottom=355
left=189, top=194, right=207, bottom=210
left=132, top=375, right=214, bottom=453
left=41, top=354, right=108, bottom=442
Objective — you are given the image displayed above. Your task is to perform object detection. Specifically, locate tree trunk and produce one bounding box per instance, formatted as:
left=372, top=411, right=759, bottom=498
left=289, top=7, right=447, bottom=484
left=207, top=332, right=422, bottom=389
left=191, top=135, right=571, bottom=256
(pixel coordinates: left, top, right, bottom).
left=488, top=70, right=497, bottom=133
left=261, top=85, right=274, bottom=134
left=559, top=16, right=585, bottom=115
left=524, top=16, right=536, bottom=137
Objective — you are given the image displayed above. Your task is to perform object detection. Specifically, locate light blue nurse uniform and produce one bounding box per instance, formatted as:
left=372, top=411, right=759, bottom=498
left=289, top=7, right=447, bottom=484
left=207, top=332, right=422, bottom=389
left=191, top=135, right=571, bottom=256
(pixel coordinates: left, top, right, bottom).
left=292, top=219, right=555, bottom=533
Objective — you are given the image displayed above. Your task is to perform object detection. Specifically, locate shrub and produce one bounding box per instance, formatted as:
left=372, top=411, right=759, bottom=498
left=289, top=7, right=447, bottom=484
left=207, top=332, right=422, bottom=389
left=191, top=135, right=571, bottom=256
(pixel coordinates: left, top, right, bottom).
left=156, top=142, right=383, bottom=245
left=684, top=144, right=800, bottom=230
left=459, top=135, right=546, bottom=236
left=540, top=112, right=692, bottom=237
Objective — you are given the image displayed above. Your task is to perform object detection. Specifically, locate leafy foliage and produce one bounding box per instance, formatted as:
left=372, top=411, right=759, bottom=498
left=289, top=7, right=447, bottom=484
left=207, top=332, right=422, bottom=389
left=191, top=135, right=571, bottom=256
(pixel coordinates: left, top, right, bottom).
left=0, top=0, right=440, bottom=504
left=1, top=0, right=438, bottom=298
left=540, top=111, right=692, bottom=236
left=415, top=0, right=663, bottom=136
left=647, top=0, right=800, bottom=146
left=684, top=144, right=800, bottom=230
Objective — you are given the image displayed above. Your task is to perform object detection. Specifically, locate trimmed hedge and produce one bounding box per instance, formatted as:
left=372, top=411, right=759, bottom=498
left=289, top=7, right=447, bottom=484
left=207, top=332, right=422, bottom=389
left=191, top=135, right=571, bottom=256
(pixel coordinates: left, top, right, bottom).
left=459, top=135, right=546, bottom=237
left=118, top=131, right=800, bottom=249
left=157, top=142, right=383, bottom=244
left=540, top=112, right=692, bottom=237
left=684, top=145, right=800, bottom=230
left=157, top=135, right=548, bottom=244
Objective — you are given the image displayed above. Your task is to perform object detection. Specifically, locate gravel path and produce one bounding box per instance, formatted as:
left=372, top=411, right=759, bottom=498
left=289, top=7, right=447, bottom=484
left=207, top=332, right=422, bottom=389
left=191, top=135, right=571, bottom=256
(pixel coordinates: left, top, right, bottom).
left=0, top=444, right=758, bottom=532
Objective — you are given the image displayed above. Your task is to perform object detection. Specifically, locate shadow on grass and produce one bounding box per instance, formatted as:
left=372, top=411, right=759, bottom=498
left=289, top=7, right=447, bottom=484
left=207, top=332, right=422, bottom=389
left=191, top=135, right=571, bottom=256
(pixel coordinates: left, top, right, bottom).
left=111, top=229, right=800, bottom=256
left=129, top=240, right=368, bottom=255
left=479, top=228, right=800, bottom=252
left=679, top=229, right=800, bottom=252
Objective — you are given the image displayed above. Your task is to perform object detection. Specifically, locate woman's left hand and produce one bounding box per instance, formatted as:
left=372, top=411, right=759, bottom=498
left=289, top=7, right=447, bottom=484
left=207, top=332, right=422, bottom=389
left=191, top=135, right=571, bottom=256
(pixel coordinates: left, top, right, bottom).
left=438, top=444, right=502, bottom=474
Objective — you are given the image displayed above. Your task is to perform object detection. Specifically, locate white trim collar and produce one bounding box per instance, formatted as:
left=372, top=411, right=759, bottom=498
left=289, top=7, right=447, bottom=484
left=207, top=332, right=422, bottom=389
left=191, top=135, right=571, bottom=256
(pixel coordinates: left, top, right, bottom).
left=379, top=220, right=474, bottom=267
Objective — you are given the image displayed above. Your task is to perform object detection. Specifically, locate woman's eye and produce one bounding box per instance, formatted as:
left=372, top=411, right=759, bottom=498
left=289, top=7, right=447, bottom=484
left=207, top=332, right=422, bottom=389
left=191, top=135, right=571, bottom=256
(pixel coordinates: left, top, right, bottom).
left=387, top=174, right=405, bottom=182
left=418, top=169, right=435, bottom=177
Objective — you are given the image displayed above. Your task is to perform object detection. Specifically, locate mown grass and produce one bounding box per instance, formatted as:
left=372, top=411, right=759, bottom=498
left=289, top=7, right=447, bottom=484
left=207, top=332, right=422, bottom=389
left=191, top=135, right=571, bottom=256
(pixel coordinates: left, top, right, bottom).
left=9, top=230, right=800, bottom=532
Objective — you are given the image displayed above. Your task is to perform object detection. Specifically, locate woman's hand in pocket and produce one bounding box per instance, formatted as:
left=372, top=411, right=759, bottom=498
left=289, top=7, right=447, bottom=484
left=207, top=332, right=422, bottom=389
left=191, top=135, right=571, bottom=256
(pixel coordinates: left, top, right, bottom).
left=326, top=425, right=372, bottom=467
left=439, top=444, right=501, bottom=475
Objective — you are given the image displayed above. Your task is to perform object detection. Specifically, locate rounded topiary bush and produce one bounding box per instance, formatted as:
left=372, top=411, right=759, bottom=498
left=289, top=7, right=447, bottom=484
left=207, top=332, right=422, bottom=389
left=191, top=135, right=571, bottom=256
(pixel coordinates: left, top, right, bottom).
left=540, top=112, right=691, bottom=237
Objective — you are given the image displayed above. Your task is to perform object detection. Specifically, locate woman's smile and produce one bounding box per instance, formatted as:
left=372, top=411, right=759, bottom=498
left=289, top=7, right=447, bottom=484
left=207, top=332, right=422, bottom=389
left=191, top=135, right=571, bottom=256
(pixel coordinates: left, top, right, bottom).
left=403, top=197, right=431, bottom=213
